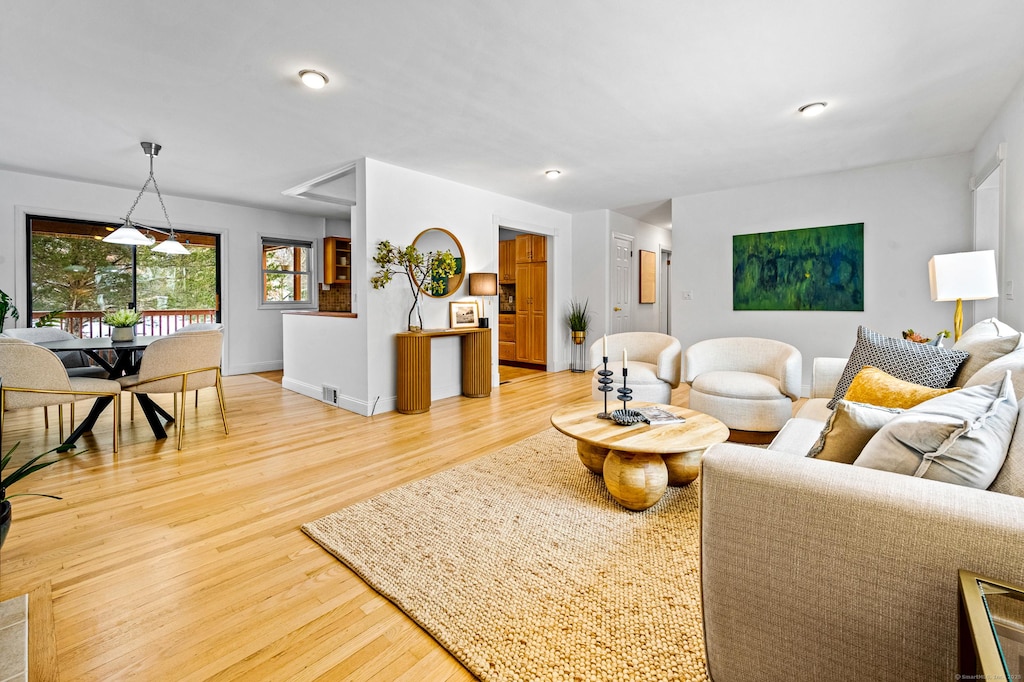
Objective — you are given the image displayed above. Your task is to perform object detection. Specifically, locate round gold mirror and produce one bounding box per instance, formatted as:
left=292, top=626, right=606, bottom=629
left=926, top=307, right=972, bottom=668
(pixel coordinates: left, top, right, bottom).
left=412, top=227, right=465, bottom=298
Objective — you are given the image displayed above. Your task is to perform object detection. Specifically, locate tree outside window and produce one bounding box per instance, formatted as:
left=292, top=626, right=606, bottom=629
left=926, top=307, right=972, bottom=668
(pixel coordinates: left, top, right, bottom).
left=261, top=237, right=313, bottom=305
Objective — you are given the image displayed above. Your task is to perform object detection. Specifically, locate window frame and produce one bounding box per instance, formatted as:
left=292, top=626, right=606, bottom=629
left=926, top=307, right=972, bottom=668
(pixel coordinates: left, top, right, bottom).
left=258, top=234, right=317, bottom=310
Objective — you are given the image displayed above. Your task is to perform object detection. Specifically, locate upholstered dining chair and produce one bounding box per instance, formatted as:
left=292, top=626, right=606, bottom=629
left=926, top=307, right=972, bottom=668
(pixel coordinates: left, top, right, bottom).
left=589, top=332, right=682, bottom=404
left=1, top=327, right=109, bottom=429
left=0, top=337, right=122, bottom=452
left=684, top=336, right=802, bottom=433
left=172, top=323, right=225, bottom=412
left=116, top=330, right=227, bottom=449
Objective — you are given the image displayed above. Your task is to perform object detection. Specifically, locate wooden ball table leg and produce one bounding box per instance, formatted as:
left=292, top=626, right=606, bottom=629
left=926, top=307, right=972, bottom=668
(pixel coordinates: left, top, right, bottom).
left=602, top=450, right=668, bottom=511
left=662, top=449, right=704, bottom=487
left=576, top=442, right=609, bottom=474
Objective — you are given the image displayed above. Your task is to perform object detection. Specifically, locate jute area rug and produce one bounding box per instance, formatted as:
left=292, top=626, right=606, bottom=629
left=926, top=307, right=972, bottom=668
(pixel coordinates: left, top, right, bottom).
left=302, top=428, right=708, bottom=681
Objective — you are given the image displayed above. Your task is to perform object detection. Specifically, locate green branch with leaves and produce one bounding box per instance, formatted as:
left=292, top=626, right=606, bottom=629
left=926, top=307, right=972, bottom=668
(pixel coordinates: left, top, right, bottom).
left=370, top=241, right=457, bottom=331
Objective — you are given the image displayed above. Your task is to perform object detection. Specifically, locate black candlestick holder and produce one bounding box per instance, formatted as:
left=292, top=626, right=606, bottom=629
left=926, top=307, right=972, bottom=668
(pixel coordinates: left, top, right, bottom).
left=617, top=367, right=633, bottom=410
left=597, top=356, right=614, bottom=419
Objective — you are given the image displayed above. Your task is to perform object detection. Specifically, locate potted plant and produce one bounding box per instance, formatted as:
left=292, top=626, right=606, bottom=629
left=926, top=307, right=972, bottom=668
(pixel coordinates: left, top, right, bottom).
left=103, top=308, right=143, bottom=341
left=1, top=442, right=74, bottom=551
left=0, top=288, right=19, bottom=333
left=370, top=240, right=458, bottom=332
left=566, top=298, right=591, bottom=345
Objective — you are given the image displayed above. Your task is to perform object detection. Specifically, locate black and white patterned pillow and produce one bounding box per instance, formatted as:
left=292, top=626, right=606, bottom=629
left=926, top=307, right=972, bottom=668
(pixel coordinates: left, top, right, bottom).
left=828, top=326, right=969, bottom=409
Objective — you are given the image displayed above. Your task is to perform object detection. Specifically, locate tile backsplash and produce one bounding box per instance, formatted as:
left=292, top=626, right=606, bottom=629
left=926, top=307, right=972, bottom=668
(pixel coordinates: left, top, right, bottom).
left=319, top=283, right=352, bottom=312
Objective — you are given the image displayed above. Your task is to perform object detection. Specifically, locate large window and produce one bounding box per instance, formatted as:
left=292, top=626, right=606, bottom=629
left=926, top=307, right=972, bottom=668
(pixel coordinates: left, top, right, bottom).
left=27, top=215, right=221, bottom=336
left=261, top=236, right=314, bottom=307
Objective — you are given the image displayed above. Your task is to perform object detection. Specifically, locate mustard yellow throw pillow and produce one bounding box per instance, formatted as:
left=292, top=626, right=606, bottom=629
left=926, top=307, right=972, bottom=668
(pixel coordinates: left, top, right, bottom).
left=844, top=366, right=959, bottom=409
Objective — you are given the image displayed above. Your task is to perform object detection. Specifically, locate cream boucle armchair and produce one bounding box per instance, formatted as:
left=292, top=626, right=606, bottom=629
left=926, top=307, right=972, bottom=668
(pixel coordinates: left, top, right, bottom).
left=589, top=332, right=681, bottom=405
left=684, top=336, right=802, bottom=432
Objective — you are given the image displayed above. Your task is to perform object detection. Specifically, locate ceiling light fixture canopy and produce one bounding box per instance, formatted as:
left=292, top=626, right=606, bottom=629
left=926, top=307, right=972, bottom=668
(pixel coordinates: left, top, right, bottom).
left=104, top=142, right=188, bottom=255
left=798, top=102, right=828, bottom=117
left=299, top=69, right=329, bottom=89
left=545, top=169, right=562, bottom=178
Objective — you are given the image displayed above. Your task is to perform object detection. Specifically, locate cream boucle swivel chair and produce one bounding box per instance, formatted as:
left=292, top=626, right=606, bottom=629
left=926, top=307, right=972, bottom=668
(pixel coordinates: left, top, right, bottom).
left=684, top=337, right=802, bottom=432
left=589, top=332, right=682, bottom=405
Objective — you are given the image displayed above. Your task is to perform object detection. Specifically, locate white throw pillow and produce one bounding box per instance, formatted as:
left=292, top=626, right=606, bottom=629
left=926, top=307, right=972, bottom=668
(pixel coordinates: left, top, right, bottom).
left=853, top=371, right=1017, bottom=489
left=953, top=318, right=1022, bottom=387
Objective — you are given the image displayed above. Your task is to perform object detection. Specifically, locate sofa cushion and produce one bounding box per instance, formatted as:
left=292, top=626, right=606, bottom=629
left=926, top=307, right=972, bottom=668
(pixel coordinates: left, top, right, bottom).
left=844, top=366, right=959, bottom=409
left=829, top=326, right=968, bottom=409
left=953, top=318, right=1022, bottom=387
left=990, top=405, right=1024, bottom=497
left=690, top=370, right=784, bottom=400
left=808, top=400, right=903, bottom=463
left=853, top=371, right=1016, bottom=489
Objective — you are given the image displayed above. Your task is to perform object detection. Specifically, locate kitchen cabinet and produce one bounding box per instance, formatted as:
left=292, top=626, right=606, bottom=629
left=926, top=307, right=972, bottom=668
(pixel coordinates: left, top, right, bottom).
left=499, top=314, right=516, bottom=361
left=324, top=237, right=351, bottom=284
left=499, top=240, right=516, bottom=282
left=515, top=234, right=546, bottom=263
left=515, top=261, right=546, bottom=365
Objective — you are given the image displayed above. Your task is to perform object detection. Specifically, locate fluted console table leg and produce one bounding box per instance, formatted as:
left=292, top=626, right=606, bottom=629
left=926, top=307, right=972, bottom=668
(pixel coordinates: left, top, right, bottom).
left=396, top=333, right=431, bottom=414
left=461, top=329, right=492, bottom=398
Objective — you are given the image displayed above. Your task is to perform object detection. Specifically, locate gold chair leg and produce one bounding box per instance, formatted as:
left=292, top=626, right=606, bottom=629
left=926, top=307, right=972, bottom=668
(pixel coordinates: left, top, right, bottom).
left=216, top=372, right=229, bottom=435
left=70, top=402, right=75, bottom=433
left=173, top=393, right=178, bottom=422
left=177, top=376, right=188, bottom=450
left=58, top=404, right=65, bottom=442
left=131, top=395, right=135, bottom=421
left=112, top=394, right=120, bottom=454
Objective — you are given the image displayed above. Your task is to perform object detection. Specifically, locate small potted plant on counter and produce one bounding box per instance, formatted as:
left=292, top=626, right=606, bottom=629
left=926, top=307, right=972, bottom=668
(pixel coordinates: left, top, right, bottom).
left=103, top=308, right=143, bottom=341
left=0, top=288, right=19, bottom=333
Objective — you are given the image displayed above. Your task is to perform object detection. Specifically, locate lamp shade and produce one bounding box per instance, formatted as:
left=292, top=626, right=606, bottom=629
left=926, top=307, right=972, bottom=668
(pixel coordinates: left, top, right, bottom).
left=152, top=235, right=190, bottom=255
left=468, top=272, right=498, bottom=296
left=928, top=250, right=998, bottom=302
left=103, top=223, right=155, bottom=246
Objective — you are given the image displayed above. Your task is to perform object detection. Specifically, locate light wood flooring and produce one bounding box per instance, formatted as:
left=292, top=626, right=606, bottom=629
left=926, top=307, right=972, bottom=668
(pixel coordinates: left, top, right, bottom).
left=2, top=368, right=657, bottom=681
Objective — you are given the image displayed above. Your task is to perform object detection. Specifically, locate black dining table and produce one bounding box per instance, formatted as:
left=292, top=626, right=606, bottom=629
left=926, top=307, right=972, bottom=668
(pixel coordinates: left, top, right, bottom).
left=40, top=335, right=174, bottom=448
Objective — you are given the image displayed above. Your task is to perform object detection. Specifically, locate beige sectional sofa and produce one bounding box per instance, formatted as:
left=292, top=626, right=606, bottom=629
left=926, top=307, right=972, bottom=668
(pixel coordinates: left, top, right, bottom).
left=699, top=323, right=1024, bottom=681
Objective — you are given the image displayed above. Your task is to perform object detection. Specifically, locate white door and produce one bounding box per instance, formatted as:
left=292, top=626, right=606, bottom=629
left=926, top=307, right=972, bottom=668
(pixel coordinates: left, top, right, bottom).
left=973, top=165, right=1003, bottom=321
left=660, top=249, right=671, bottom=334
left=611, top=235, right=632, bottom=333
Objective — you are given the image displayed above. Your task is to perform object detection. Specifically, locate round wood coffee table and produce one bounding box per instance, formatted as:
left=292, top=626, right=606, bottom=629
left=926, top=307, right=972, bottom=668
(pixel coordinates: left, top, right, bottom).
left=550, top=402, right=729, bottom=511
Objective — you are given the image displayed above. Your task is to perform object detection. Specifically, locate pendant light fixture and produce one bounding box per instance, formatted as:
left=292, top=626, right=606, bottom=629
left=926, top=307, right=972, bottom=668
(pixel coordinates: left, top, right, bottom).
left=104, top=142, right=190, bottom=255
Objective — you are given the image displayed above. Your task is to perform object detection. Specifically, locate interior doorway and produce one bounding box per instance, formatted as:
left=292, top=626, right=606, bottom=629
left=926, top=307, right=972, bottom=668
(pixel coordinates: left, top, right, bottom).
left=660, top=249, right=672, bottom=334
left=611, top=234, right=633, bottom=333
left=973, top=157, right=1004, bottom=321
left=497, top=226, right=548, bottom=376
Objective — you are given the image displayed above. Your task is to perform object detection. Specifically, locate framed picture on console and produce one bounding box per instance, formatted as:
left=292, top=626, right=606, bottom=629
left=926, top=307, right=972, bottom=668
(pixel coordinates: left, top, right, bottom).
left=449, top=301, right=479, bottom=329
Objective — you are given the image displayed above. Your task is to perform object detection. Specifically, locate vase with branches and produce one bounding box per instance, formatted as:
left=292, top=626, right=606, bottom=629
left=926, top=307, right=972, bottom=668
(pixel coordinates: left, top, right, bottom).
left=370, top=240, right=458, bottom=332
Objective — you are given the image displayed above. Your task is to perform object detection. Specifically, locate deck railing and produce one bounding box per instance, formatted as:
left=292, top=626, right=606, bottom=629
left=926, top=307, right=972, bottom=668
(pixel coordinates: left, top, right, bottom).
left=31, top=309, right=217, bottom=338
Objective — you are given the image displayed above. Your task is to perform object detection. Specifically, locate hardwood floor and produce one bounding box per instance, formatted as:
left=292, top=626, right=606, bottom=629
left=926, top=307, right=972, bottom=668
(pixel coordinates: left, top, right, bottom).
left=2, top=369, right=654, bottom=681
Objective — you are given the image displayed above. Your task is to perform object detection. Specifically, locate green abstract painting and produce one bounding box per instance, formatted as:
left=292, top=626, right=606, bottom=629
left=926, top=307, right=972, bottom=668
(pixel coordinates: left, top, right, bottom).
left=733, top=223, right=864, bottom=311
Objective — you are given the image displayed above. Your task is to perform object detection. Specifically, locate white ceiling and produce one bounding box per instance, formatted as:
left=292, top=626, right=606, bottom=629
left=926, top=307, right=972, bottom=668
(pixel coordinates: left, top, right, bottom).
left=2, top=1, right=1023, bottom=229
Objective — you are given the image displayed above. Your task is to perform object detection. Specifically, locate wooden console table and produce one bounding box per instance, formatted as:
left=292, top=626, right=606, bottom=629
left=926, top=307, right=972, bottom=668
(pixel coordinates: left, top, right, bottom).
left=396, top=328, right=492, bottom=414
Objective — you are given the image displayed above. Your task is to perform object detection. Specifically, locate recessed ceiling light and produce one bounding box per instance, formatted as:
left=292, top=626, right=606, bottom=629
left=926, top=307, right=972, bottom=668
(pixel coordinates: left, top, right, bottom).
left=299, top=69, right=329, bottom=89
left=545, top=169, right=562, bottom=179
left=798, top=102, right=828, bottom=117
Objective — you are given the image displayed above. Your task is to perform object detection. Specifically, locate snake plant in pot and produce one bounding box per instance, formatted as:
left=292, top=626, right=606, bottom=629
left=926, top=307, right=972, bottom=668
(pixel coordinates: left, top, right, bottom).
left=1, top=442, right=74, bottom=551
left=566, top=298, right=592, bottom=345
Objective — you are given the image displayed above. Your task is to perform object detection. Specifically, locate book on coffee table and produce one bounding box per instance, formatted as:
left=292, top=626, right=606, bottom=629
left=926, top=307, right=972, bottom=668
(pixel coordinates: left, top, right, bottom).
left=634, top=406, right=686, bottom=426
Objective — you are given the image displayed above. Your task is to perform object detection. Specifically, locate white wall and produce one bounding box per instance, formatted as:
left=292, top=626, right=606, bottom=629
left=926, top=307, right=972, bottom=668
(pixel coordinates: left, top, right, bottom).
left=671, top=154, right=974, bottom=394
left=362, top=158, right=572, bottom=413
left=0, top=168, right=325, bottom=375
left=972, top=74, right=1024, bottom=330
left=570, top=210, right=609, bottom=343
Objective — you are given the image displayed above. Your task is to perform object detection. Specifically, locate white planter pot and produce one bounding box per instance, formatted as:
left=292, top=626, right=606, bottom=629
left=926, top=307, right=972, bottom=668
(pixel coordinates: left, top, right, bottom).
left=111, top=327, right=134, bottom=342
